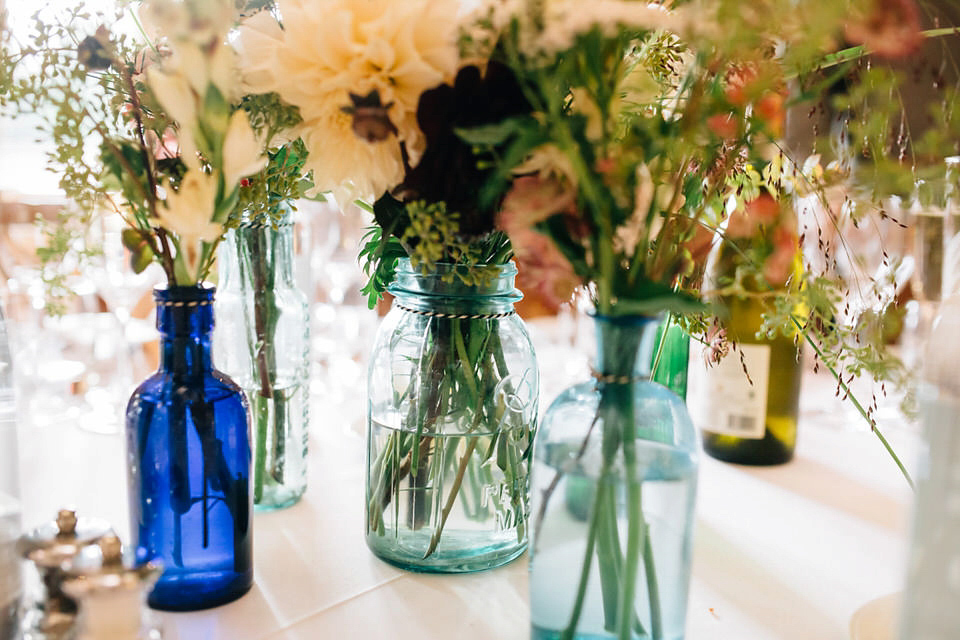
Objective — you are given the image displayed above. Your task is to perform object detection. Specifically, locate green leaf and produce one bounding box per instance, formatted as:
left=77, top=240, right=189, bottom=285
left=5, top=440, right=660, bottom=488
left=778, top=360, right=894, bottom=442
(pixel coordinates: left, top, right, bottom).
left=611, top=294, right=708, bottom=317
left=455, top=119, right=524, bottom=146
left=130, top=242, right=155, bottom=274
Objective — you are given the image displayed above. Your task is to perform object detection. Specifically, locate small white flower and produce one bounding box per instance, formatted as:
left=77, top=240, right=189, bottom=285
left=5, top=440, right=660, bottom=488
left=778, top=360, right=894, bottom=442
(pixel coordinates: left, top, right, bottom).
left=536, top=1, right=693, bottom=54
left=138, top=0, right=190, bottom=43
left=222, top=110, right=267, bottom=189
left=702, top=324, right=729, bottom=368
left=233, top=10, right=285, bottom=94
left=140, top=0, right=234, bottom=46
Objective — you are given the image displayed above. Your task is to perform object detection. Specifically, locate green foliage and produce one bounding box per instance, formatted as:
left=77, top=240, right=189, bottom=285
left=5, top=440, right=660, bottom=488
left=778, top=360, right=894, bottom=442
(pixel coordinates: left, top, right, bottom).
left=231, top=138, right=311, bottom=226
left=360, top=191, right=514, bottom=307
left=358, top=225, right=406, bottom=309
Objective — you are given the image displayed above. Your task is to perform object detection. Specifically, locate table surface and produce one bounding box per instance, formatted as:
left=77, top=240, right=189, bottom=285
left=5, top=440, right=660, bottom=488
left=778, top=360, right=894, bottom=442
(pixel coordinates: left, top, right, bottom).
left=14, top=318, right=919, bottom=640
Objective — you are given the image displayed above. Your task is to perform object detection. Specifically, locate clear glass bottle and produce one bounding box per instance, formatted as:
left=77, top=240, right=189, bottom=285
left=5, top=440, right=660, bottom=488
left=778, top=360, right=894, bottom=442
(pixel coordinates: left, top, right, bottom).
left=0, top=300, right=20, bottom=639
left=126, top=286, right=252, bottom=611
left=901, top=164, right=960, bottom=638
left=529, top=314, right=699, bottom=640
left=215, top=213, right=310, bottom=510
left=365, top=259, right=538, bottom=572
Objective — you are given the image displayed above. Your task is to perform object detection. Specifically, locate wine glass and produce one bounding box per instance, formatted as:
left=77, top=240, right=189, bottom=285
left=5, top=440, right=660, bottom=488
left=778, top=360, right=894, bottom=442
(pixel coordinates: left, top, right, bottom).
left=81, top=215, right=162, bottom=434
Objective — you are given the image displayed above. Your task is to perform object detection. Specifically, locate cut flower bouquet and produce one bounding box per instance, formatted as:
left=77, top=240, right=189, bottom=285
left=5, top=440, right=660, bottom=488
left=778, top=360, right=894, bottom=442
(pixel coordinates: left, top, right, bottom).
left=445, top=0, right=960, bottom=636
left=234, top=0, right=544, bottom=569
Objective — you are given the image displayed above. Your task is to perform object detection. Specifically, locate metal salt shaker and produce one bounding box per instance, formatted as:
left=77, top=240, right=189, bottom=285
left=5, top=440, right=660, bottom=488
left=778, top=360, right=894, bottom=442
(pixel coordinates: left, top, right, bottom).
left=62, top=535, right=162, bottom=640
left=17, top=509, right=111, bottom=637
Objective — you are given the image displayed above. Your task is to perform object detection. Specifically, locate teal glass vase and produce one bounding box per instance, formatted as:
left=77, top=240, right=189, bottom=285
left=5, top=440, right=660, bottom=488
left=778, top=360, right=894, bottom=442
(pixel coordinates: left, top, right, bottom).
left=215, top=213, right=310, bottom=510
left=530, top=314, right=698, bottom=639
left=365, top=259, right=538, bottom=572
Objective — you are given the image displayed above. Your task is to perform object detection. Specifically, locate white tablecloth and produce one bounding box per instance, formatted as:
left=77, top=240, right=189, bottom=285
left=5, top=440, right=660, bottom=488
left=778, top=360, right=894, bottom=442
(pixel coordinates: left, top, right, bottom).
left=15, top=322, right=918, bottom=640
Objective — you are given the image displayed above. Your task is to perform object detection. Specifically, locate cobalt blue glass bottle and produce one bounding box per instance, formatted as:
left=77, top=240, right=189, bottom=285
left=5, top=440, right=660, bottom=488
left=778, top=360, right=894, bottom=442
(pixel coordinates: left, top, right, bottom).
left=126, top=286, right=253, bottom=611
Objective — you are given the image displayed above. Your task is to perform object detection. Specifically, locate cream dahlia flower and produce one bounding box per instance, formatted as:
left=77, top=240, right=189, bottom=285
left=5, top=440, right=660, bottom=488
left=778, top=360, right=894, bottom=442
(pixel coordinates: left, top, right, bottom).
left=300, top=101, right=406, bottom=202
left=235, top=0, right=460, bottom=198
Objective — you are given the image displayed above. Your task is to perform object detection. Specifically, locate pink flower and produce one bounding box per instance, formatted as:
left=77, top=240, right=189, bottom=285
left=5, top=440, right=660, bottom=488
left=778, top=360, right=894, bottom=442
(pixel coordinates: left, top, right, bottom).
left=510, top=228, right=581, bottom=313
left=763, top=226, right=798, bottom=287
left=145, top=127, right=180, bottom=161
left=707, top=114, right=738, bottom=140
left=845, top=0, right=923, bottom=59
left=497, top=174, right=577, bottom=235
left=702, top=323, right=729, bottom=367
left=726, top=192, right=780, bottom=239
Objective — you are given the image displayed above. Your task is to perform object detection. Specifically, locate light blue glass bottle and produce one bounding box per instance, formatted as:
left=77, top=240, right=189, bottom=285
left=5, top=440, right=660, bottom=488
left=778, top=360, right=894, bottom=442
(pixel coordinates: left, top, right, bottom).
left=126, top=286, right=252, bottom=611
left=530, top=314, right=699, bottom=640
left=215, top=212, right=310, bottom=510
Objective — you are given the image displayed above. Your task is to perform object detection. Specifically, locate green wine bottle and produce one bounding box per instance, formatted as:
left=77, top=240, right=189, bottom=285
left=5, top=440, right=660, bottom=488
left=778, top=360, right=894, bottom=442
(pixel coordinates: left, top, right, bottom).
left=651, top=316, right=690, bottom=399
left=687, top=294, right=802, bottom=465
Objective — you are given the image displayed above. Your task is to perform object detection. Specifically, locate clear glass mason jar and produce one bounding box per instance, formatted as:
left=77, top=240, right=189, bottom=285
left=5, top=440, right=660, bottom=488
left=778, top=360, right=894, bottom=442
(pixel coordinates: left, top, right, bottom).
left=215, top=213, right=310, bottom=510
left=365, top=259, right=538, bottom=572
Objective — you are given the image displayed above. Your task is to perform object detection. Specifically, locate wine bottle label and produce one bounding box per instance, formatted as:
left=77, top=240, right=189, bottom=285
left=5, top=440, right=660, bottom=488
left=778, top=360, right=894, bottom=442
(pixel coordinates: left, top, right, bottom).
left=687, top=343, right=770, bottom=439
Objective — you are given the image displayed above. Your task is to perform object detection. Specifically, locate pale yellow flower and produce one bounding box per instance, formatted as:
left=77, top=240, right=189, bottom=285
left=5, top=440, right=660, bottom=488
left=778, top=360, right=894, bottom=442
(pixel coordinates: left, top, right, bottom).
left=140, top=0, right=234, bottom=46
left=513, top=144, right=578, bottom=188
left=171, top=40, right=238, bottom=101
left=156, top=170, right=223, bottom=280
left=146, top=67, right=196, bottom=132
left=222, top=110, right=267, bottom=189
left=569, top=88, right=612, bottom=142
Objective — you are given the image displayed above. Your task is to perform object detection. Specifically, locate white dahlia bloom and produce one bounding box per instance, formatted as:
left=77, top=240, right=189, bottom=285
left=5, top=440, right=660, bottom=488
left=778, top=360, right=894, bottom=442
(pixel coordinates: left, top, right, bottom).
left=234, top=0, right=461, bottom=197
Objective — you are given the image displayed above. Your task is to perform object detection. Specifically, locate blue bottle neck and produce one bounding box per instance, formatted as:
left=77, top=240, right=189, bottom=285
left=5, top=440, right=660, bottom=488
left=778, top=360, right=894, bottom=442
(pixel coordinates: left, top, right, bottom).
left=154, top=287, right=216, bottom=375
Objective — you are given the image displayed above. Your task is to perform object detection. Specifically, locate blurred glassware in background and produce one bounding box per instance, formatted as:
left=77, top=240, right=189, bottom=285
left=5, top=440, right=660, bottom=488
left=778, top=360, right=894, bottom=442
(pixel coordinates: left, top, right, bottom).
left=941, top=156, right=960, bottom=299
left=81, top=215, right=162, bottom=434
left=900, top=264, right=960, bottom=639
left=0, top=296, right=21, bottom=640
left=61, top=535, right=162, bottom=640
left=0, top=195, right=161, bottom=434
left=910, top=178, right=949, bottom=303
left=18, top=509, right=112, bottom=639
left=794, top=187, right=914, bottom=432
left=907, top=160, right=960, bottom=335
left=301, top=198, right=378, bottom=434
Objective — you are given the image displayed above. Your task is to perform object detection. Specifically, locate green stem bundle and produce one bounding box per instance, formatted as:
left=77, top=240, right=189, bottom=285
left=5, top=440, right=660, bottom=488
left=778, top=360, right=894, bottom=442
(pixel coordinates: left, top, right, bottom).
left=367, top=313, right=533, bottom=558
